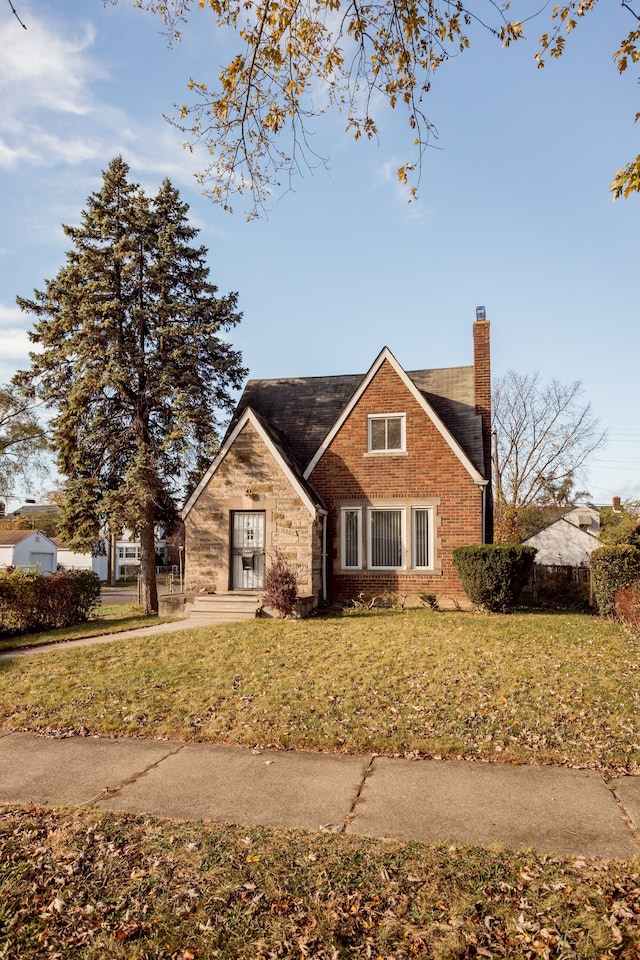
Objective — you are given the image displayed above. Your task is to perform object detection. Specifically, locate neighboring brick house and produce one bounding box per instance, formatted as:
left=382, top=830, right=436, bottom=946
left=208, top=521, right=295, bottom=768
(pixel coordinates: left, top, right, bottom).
left=183, top=313, right=492, bottom=610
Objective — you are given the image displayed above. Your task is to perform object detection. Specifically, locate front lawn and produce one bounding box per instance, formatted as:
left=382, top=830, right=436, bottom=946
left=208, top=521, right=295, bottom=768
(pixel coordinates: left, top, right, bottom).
left=1, top=609, right=639, bottom=771
left=1, top=805, right=639, bottom=960
left=0, top=606, right=169, bottom=652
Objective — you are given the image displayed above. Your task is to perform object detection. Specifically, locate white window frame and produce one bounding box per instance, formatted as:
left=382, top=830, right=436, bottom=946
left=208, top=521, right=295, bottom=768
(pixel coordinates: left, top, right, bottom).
left=411, top=507, right=434, bottom=570
left=367, top=507, right=406, bottom=570
left=341, top=507, right=362, bottom=569
left=367, top=413, right=406, bottom=453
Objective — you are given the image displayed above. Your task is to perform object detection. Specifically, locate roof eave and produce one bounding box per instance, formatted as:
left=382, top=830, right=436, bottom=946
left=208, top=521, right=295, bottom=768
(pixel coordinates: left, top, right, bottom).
left=303, top=347, right=485, bottom=483
left=183, top=407, right=321, bottom=520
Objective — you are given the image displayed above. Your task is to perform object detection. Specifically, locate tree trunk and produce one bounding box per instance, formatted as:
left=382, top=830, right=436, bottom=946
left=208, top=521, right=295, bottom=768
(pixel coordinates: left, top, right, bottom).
left=139, top=508, right=158, bottom=614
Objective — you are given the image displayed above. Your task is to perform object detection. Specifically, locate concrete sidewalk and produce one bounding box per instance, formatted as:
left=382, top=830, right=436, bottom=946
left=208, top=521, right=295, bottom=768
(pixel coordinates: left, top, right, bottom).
left=0, top=616, right=221, bottom=661
left=1, top=730, right=639, bottom=859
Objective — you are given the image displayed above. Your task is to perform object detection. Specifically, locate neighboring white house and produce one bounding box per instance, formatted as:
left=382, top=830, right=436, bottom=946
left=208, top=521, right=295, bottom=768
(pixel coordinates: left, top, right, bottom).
left=107, top=530, right=173, bottom=581
left=0, top=530, right=58, bottom=572
left=52, top=539, right=108, bottom=580
left=523, top=518, right=600, bottom=567
left=563, top=505, right=601, bottom=537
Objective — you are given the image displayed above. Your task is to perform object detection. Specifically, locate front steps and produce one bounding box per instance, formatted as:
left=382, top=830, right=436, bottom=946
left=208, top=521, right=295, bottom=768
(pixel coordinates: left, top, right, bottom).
left=187, top=592, right=263, bottom=623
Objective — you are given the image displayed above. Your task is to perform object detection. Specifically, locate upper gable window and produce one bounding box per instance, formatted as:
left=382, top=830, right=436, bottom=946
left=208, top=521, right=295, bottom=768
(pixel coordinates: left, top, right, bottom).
left=367, top=414, right=406, bottom=453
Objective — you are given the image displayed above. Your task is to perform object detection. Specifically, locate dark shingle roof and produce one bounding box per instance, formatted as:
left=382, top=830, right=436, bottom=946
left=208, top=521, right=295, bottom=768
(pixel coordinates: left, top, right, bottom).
left=409, top=366, right=484, bottom=475
left=232, top=361, right=485, bottom=477
left=235, top=374, right=362, bottom=473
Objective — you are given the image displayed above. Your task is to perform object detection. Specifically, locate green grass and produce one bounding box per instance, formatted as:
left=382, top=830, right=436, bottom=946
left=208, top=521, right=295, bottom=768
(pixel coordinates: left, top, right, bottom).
left=1, top=804, right=639, bottom=959
left=2, top=611, right=640, bottom=958
left=0, top=604, right=169, bottom=652
left=1, top=609, right=639, bottom=771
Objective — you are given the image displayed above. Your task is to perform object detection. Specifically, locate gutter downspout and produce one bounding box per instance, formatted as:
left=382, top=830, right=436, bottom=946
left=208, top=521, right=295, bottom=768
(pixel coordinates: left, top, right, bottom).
left=476, top=481, right=488, bottom=544
left=321, top=511, right=328, bottom=602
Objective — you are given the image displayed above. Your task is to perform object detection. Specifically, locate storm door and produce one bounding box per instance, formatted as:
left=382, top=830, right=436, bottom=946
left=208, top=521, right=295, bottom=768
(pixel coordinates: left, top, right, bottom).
left=231, top=511, right=266, bottom=589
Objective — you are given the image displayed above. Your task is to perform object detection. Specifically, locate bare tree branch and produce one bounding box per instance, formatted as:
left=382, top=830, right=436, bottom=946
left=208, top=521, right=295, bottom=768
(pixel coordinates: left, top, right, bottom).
left=492, top=371, right=607, bottom=541
left=6, top=0, right=27, bottom=29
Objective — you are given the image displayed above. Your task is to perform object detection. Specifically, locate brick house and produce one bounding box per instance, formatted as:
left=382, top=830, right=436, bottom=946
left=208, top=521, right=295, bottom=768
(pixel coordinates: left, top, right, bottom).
left=182, top=313, right=492, bottom=612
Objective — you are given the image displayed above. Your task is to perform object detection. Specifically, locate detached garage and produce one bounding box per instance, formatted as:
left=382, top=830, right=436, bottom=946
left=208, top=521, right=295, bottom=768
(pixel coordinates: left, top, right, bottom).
left=0, top=530, right=58, bottom=572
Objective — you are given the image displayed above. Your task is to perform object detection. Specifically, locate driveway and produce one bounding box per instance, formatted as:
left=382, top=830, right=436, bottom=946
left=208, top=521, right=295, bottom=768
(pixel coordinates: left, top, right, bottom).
left=99, top=585, right=138, bottom=607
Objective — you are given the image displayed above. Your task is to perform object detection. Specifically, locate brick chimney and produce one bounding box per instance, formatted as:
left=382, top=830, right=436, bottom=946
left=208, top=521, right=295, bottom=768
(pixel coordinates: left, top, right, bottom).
left=473, top=307, right=491, bottom=481
left=473, top=307, right=492, bottom=542
left=613, top=496, right=621, bottom=512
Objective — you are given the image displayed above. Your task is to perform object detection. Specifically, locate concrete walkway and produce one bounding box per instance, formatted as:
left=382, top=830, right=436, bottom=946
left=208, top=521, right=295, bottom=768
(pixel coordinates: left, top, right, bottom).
left=1, top=729, right=639, bottom=859
left=2, top=623, right=640, bottom=860
left=0, top=616, right=221, bottom=660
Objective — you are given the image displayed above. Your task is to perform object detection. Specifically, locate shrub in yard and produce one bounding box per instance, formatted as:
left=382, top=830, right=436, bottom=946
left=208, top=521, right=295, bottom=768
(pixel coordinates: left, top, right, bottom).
left=0, top=568, right=42, bottom=633
left=590, top=545, right=640, bottom=617
left=419, top=592, right=439, bottom=611
left=263, top=551, right=298, bottom=618
left=0, top=568, right=101, bottom=635
left=529, top=565, right=592, bottom=612
left=453, top=544, right=536, bottom=612
left=615, top=581, right=640, bottom=626
left=44, top=570, right=102, bottom=627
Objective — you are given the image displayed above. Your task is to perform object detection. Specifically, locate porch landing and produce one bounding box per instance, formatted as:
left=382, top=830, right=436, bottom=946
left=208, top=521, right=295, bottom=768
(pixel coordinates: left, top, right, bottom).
left=157, top=591, right=263, bottom=623
left=188, top=592, right=263, bottom=623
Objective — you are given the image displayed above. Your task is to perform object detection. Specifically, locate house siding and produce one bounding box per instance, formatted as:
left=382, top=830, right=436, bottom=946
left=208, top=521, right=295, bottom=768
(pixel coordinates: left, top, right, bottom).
left=523, top=519, right=600, bottom=567
left=308, top=360, right=484, bottom=607
left=186, top=421, right=320, bottom=597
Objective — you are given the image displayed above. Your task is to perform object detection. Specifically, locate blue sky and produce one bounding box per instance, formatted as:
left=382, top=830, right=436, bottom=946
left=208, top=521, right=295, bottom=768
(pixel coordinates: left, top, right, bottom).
left=0, top=0, right=638, bottom=506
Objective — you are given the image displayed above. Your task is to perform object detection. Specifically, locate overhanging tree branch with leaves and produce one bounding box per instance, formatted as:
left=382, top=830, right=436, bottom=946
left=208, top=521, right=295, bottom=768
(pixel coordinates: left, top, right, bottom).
left=4, top=0, right=637, bottom=214
left=123, top=0, right=640, bottom=215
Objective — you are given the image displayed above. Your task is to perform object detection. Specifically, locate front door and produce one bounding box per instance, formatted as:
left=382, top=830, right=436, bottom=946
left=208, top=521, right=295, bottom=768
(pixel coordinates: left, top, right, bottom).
left=231, top=511, right=266, bottom=590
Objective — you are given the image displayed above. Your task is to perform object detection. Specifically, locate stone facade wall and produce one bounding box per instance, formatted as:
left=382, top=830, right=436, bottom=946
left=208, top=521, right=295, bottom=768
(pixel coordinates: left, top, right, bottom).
left=308, top=359, right=485, bottom=607
left=185, top=421, right=320, bottom=598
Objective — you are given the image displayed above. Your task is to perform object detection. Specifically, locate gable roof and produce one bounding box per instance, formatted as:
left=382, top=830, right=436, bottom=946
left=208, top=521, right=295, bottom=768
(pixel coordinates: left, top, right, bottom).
left=522, top=516, right=601, bottom=566
left=0, top=530, right=36, bottom=546
left=183, top=407, right=325, bottom=520
left=235, top=373, right=362, bottom=473
left=232, top=348, right=487, bottom=481
left=0, top=530, right=56, bottom=547
left=523, top=517, right=601, bottom=544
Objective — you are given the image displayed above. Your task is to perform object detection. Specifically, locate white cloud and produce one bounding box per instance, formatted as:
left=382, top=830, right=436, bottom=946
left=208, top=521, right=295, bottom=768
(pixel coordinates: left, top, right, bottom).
left=0, top=14, right=103, bottom=170
left=0, top=303, right=33, bottom=383
left=0, top=18, right=99, bottom=119
left=0, top=9, right=203, bottom=187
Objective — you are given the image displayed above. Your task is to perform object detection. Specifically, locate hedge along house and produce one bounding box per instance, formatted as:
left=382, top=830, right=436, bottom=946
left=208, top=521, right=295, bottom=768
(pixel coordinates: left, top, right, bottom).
left=182, top=311, right=492, bottom=613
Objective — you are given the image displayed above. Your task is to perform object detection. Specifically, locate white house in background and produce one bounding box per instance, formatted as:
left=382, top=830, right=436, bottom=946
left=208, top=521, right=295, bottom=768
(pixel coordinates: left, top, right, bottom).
left=52, top=539, right=108, bottom=580
left=108, top=531, right=173, bottom=581
left=0, top=530, right=57, bottom=572
left=563, top=505, right=601, bottom=537
left=522, top=518, right=600, bottom=567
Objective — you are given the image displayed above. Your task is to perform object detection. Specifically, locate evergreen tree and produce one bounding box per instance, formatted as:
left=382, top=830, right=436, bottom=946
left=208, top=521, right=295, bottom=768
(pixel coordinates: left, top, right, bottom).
left=16, top=157, right=246, bottom=612
left=0, top=383, right=47, bottom=503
